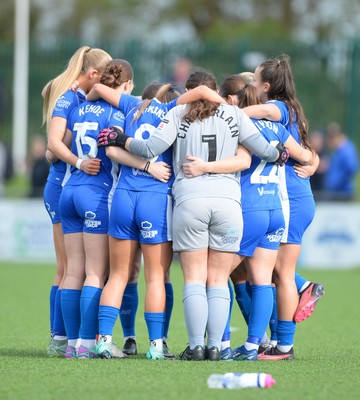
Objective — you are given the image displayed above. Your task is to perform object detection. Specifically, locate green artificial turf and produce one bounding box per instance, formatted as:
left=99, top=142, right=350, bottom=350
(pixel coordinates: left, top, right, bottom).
left=0, top=263, right=359, bottom=400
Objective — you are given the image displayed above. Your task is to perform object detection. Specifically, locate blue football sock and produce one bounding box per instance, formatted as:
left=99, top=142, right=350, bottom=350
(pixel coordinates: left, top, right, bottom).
left=164, top=283, right=174, bottom=339
left=61, top=289, right=81, bottom=340
left=277, top=319, right=296, bottom=347
left=99, top=305, right=120, bottom=336
left=119, top=283, right=138, bottom=337
left=234, top=282, right=252, bottom=325
left=269, top=285, right=278, bottom=342
left=79, top=286, right=102, bottom=340
left=222, top=280, right=234, bottom=342
left=49, top=285, right=58, bottom=334
left=53, top=289, right=66, bottom=337
left=144, top=312, right=166, bottom=341
left=247, top=284, right=273, bottom=345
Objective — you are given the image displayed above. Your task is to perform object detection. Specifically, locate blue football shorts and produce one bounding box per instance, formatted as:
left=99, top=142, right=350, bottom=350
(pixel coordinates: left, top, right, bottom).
left=281, top=195, right=315, bottom=244
left=238, top=208, right=285, bottom=257
left=60, top=184, right=111, bottom=234
left=108, top=188, right=172, bottom=244
left=43, top=181, right=62, bottom=224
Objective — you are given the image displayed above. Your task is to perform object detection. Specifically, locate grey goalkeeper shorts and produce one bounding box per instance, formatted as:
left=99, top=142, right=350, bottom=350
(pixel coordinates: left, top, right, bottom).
left=172, top=197, right=243, bottom=252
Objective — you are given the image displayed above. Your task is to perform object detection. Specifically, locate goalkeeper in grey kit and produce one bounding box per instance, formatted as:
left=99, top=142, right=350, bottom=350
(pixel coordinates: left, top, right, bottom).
left=98, top=70, right=289, bottom=360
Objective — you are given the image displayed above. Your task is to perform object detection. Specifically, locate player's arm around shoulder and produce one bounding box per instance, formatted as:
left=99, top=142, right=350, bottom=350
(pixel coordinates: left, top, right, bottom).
left=182, top=145, right=251, bottom=178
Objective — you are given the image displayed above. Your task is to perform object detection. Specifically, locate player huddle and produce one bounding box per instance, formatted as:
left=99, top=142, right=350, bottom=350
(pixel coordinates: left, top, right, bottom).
left=43, top=46, right=324, bottom=362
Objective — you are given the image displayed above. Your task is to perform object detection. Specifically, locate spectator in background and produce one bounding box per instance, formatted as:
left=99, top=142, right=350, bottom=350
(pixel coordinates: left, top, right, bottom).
left=27, top=134, right=49, bottom=198
left=324, top=122, right=359, bottom=201
left=168, top=57, right=193, bottom=94
left=0, top=139, right=14, bottom=197
left=308, top=129, right=328, bottom=201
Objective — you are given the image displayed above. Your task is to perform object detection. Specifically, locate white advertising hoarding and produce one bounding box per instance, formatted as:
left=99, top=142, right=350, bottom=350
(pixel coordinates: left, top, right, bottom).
left=0, top=200, right=360, bottom=268
left=0, top=199, right=55, bottom=263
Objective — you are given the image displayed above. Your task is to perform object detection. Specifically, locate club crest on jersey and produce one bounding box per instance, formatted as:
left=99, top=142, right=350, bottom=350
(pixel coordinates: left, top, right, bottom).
left=140, top=221, right=158, bottom=239
left=113, top=111, right=125, bottom=123
left=84, top=211, right=102, bottom=228
left=222, top=227, right=240, bottom=244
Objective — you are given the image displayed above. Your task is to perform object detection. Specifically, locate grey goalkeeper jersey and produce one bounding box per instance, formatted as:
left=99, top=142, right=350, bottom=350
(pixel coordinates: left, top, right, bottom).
left=129, top=103, right=279, bottom=205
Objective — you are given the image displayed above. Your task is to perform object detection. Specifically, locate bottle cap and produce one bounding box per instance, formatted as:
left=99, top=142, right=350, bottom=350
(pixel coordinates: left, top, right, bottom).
left=264, top=374, right=276, bottom=388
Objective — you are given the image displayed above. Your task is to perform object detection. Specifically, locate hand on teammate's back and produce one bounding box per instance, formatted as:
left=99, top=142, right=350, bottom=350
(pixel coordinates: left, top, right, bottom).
left=80, top=158, right=101, bottom=175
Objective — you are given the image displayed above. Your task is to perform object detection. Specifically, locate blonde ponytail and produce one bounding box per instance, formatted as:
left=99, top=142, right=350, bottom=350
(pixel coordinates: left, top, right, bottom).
left=42, top=46, right=112, bottom=130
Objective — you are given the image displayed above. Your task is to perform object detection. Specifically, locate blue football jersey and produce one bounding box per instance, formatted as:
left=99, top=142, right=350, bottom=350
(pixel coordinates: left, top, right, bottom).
left=116, top=94, right=177, bottom=195
left=65, top=99, right=124, bottom=191
left=47, top=89, right=86, bottom=186
left=267, top=99, right=312, bottom=199
left=241, top=118, right=290, bottom=212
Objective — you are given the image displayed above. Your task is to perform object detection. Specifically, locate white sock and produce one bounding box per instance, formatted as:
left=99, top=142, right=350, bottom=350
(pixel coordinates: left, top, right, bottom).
left=277, top=344, right=293, bottom=353
left=80, top=339, right=95, bottom=348
left=299, top=281, right=311, bottom=293
left=68, top=339, right=77, bottom=347
left=54, top=335, right=67, bottom=340
left=221, top=340, right=230, bottom=350
left=260, top=333, right=270, bottom=346
left=244, top=341, right=259, bottom=351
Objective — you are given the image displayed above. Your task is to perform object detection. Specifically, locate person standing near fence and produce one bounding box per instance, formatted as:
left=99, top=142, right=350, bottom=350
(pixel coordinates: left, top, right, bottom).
left=324, top=122, right=359, bottom=201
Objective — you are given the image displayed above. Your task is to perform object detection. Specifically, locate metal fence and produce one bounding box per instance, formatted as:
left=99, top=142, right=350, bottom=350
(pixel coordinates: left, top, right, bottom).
left=0, top=36, right=359, bottom=148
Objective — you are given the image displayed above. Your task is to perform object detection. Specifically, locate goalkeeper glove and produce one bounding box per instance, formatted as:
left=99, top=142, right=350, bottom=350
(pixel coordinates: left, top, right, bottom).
left=98, top=126, right=130, bottom=149
left=274, top=142, right=290, bottom=167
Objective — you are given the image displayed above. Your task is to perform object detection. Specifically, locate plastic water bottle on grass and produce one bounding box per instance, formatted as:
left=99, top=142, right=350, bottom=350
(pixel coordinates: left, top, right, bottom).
left=207, top=373, right=276, bottom=389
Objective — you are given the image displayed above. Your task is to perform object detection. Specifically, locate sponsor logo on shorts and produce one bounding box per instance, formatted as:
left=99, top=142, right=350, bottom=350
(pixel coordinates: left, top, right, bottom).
left=140, top=221, right=158, bottom=239
left=222, top=227, right=240, bottom=244
left=46, top=202, right=56, bottom=220
left=267, top=228, right=285, bottom=243
left=84, top=211, right=102, bottom=228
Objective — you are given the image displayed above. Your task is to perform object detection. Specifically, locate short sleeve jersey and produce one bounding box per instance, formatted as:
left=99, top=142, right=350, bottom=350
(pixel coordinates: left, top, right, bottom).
left=116, top=95, right=178, bottom=195
left=65, top=99, right=124, bottom=192
left=241, top=119, right=290, bottom=212
left=268, top=99, right=312, bottom=200
left=47, top=89, right=86, bottom=185
left=152, top=103, right=260, bottom=205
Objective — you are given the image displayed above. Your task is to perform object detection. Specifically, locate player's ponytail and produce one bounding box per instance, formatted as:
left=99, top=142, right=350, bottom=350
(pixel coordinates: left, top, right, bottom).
left=42, top=46, right=112, bottom=130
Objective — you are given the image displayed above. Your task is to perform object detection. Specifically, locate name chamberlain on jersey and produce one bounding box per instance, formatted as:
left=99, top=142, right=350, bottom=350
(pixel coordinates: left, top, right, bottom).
left=157, top=108, right=240, bottom=138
